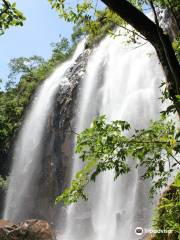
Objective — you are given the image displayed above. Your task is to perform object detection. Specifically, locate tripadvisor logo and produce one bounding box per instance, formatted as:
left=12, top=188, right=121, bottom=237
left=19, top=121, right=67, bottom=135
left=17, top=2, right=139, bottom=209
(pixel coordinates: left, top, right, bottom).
left=135, top=227, right=144, bottom=236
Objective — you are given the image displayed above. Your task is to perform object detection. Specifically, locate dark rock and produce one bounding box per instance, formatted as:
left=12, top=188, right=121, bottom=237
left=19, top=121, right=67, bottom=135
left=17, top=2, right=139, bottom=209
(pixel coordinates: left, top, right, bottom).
left=7, top=49, right=92, bottom=227
left=0, top=219, right=54, bottom=240
left=157, top=8, right=180, bottom=41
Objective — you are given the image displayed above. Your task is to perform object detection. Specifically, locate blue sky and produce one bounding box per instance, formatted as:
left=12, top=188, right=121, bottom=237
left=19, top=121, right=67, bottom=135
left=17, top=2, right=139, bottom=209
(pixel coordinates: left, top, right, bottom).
left=0, top=1, right=149, bottom=84
left=0, top=0, right=106, bottom=83
left=0, top=0, right=74, bottom=82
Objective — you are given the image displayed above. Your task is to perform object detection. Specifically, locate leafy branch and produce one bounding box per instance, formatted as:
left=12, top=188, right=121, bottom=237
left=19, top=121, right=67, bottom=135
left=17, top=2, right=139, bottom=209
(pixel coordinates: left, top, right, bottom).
left=0, top=0, right=26, bottom=35
left=0, top=0, right=10, bottom=17
left=56, top=115, right=180, bottom=205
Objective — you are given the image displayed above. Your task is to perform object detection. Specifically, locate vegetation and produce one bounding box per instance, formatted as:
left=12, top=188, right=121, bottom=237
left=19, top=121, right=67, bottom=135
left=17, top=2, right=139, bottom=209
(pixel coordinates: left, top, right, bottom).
left=0, top=36, right=75, bottom=159
left=152, top=173, right=180, bottom=240
left=173, top=37, right=180, bottom=62
left=48, top=1, right=180, bottom=237
left=0, top=0, right=179, bottom=238
left=56, top=116, right=180, bottom=204
left=71, top=8, right=126, bottom=47
left=49, top=0, right=180, bottom=117
left=0, top=175, right=8, bottom=191
left=0, top=0, right=25, bottom=35
left=48, top=1, right=138, bottom=47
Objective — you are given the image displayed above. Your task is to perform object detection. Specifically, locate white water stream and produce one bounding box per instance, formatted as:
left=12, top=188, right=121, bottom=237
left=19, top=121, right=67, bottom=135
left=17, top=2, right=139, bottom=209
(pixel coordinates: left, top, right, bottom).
left=3, top=40, right=85, bottom=221
left=59, top=35, right=164, bottom=240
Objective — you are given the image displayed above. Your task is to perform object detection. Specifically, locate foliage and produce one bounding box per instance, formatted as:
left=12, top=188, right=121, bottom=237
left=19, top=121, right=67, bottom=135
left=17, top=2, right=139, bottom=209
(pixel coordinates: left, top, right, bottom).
left=48, top=0, right=145, bottom=23
left=152, top=173, right=180, bottom=240
left=0, top=0, right=25, bottom=35
left=78, top=8, right=126, bottom=46
left=56, top=115, right=180, bottom=205
left=160, top=83, right=180, bottom=117
left=48, top=0, right=146, bottom=47
left=154, top=0, right=180, bottom=11
left=48, top=0, right=180, bottom=46
left=0, top=175, right=8, bottom=190
left=50, top=36, right=75, bottom=64
left=160, top=38, right=180, bottom=116
left=0, top=36, right=75, bottom=157
left=48, top=0, right=93, bottom=23
left=49, top=1, right=180, bottom=234
left=8, top=56, right=45, bottom=80
left=173, top=38, right=180, bottom=62
left=0, top=0, right=179, bottom=233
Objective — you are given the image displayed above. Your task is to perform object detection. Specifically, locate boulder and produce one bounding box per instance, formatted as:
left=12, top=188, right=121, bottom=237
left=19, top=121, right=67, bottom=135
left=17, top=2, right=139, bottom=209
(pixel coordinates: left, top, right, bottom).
left=0, top=219, right=54, bottom=240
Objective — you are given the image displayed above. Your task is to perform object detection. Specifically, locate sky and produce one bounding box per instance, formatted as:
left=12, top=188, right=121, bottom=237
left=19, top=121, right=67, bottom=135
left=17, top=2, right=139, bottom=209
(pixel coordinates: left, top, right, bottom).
left=0, top=1, right=150, bottom=84
left=0, top=0, right=108, bottom=84
left=0, top=0, right=74, bottom=82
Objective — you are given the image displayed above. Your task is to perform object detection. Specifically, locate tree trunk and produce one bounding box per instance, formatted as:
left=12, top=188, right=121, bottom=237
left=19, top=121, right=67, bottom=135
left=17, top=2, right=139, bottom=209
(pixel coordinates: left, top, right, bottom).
left=101, top=0, right=180, bottom=115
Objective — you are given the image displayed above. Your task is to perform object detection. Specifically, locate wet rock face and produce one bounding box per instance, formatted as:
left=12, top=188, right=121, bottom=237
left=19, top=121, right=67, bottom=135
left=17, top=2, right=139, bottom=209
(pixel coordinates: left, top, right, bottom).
left=24, top=49, right=92, bottom=225
left=157, top=8, right=180, bottom=41
left=0, top=219, right=54, bottom=240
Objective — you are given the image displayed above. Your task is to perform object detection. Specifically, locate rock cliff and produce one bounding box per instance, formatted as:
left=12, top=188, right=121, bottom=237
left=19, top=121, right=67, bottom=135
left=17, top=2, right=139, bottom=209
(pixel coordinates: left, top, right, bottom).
left=0, top=219, right=54, bottom=240
left=13, top=49, right=92, bottom=226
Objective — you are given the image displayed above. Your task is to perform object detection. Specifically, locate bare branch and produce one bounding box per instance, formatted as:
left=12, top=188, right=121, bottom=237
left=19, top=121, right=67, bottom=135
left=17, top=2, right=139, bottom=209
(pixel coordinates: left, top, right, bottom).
left=68, top=121, right=79, bottom=135
left=105, top=17, right=147, bottom=41
left=169, top=153, right=180, bottom=165
left=130, top=42, right=148, bottom=51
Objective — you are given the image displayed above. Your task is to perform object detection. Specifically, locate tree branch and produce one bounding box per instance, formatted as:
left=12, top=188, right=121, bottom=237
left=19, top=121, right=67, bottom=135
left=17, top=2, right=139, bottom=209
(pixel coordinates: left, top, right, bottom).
left=167, top=0, right=180, bottom=31
left=101, top=0, right=160, bottom=44
left=106, top=18, right=147, bottom=41
left=0, top=0, right=10, bottom=17
left=169, top=153, right=180, bottom=165
left=101, top=0, right=180, bottom=115
left=149, top=0, right=180, bottom=94
left=68, top=121, right=79, bottom=135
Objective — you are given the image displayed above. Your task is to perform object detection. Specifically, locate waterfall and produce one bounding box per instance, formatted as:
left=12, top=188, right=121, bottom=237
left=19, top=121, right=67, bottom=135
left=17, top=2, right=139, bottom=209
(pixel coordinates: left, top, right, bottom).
left=3, top=29, right=165, bottom=239
left=3, top=40, right=85, bottom=222
left=59, top=35, right=164, bottom=240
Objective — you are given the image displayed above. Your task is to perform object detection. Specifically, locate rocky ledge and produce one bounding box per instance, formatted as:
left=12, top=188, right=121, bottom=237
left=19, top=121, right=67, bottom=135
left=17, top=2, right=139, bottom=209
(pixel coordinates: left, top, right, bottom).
left=0, top=219, right=55, bottom=240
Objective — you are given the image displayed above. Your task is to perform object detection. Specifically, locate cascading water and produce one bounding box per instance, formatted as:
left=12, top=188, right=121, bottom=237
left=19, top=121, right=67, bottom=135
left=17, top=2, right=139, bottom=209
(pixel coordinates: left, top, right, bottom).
left=59, top=34, right=164, bottom=240
left=3, top=27, right=165, bottom=239
left=3, top=40, right=86, bottom=222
